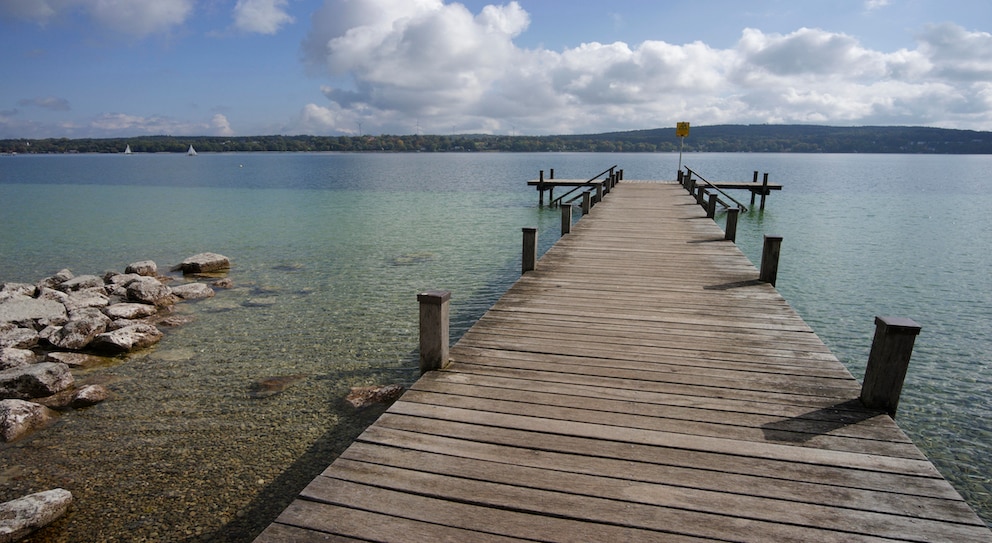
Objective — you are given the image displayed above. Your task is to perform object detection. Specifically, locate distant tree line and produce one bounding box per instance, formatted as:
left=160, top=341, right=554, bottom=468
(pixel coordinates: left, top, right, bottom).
left=2, top=125, right=991, bottom=154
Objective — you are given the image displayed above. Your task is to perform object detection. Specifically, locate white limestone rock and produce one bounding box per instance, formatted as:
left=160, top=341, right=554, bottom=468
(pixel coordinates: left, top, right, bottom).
left=0, top=363, right=74, bottom=400
left=0, top=399, right=58, bottom=442
left=0, top=488, right=73, bottom=542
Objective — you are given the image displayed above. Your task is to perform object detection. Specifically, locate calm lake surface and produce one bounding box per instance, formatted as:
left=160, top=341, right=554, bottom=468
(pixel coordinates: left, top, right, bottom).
left=1, top=152, right=989, bottom=540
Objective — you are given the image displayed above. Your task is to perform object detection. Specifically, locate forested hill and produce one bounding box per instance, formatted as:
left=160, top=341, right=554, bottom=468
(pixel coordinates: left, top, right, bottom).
left=2, top=124, right=991, bottom=154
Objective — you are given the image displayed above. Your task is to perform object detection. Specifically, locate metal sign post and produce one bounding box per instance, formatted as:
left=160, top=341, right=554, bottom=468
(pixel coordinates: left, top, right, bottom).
left=676, top=122, right=690, bottom=173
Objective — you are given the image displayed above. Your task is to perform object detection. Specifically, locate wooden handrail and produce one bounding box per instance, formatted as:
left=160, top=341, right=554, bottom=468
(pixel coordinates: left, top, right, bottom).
left=550, top=165, right=617, bottom=207
left=684, top=167, right=748, bottom=211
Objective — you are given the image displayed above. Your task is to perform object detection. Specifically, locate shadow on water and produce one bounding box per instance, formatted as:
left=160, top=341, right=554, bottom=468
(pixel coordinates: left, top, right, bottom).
left=196, top=371, right=400, bottom=542
left=198, top=253, right=527, bottom=541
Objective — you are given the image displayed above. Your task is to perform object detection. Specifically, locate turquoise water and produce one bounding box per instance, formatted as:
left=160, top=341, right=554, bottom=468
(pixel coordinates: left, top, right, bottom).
left=0, top=152, right=989, bottom=540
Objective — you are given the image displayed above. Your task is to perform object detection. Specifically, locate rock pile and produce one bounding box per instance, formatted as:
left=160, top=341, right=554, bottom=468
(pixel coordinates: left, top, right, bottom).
left=0, top=253, right=229, bottom=541
left=0, top=252, right=230, bottom=441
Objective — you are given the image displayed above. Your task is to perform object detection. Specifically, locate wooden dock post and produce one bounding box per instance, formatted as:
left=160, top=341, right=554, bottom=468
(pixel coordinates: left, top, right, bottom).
left=417, top=290, right=450, bottom=374
left=750, top=171, right=758, bottom=206
left=595, top=183, right=603, bottom=204
left=550, top=168, right=554, bottom=179
left=522, top=227, right=537, bottom=273
left=860, top=317, right=922, bottom=417
left=538, top=170, right=545, bottom=207
left=677, top=170, right=684, bottom=185
left=581, top=191, right=591, bottom=215
left=561, top=204, right=572, bottom=235
left=725, top=207, right=740, bottom=242
left=759, top=235, right=783, bottom=285
left=706, top=193, right=718, bottom=218
left=760, top=173, right=770, bottom=211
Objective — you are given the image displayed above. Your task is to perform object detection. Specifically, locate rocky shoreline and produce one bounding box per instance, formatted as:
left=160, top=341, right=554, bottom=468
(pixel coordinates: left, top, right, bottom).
left=0, top=252, right=230, bottom=540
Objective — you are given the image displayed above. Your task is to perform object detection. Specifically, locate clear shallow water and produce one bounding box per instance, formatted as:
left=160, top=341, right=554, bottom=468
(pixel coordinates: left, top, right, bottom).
left=0, top=152, right=989, bottom=540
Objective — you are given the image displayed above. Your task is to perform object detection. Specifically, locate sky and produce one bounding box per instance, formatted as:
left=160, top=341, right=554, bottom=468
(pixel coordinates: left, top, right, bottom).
left=1, top=0, right=991, bottom=139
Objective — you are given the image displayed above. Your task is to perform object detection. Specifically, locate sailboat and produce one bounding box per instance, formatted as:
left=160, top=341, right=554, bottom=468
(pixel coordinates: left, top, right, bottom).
left=124, top=144, right=132, bottom=155
left=187, top=145, right=197, bottom=156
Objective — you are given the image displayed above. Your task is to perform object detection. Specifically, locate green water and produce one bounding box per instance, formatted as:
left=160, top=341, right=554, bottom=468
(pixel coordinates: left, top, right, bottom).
left=0, top=152, right=989, bottom=540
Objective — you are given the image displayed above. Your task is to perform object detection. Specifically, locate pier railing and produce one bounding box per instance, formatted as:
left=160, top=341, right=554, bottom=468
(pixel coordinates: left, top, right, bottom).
left=548, top=165, right=619, bottom=208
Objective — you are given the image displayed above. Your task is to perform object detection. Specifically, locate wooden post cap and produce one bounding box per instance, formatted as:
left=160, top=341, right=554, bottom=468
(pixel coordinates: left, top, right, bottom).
left=874, top=316, right=922, bottom=334
left=417, top=290, right=451, bottom=304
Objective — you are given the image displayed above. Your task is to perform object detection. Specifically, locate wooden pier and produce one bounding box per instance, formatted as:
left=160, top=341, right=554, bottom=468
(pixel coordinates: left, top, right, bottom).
left=256, top=180, right=991, bottom=542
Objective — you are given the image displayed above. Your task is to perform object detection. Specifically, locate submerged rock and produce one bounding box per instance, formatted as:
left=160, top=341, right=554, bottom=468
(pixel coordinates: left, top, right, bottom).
left=173, top=253, right=230, bottom=274
left=0, top=488, right=73, bottom=541
left=248, top=375, right=306, bottom=399
left=70, top=384, right=110, bottom=408
left=346, top=384, right=404, bottom=408
left=170, top=283, right=215, bottom=300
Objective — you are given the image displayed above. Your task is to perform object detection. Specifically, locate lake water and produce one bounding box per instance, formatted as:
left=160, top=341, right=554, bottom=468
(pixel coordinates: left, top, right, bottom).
left=0, top=152, right=989, bottom=540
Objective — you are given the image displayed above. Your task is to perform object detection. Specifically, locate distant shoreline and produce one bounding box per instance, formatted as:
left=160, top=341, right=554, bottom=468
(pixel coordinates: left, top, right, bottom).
left=3, top=124, right=992, bottom=154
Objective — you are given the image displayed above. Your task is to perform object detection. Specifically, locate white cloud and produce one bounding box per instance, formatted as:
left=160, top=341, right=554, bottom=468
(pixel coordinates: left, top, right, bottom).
left=297, top=1, right=992, bottom=133
left=233, top=0, right=294, bottom=35
left=89, top=0, right=193, bottom=36
left=211, top=113, right=234, bottom=136
left=0, top=0, right=192, bottom=36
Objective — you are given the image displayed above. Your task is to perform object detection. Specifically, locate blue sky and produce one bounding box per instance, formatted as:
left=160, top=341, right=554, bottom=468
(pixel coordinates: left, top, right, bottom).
left=1, top=0, right=990, bottom=138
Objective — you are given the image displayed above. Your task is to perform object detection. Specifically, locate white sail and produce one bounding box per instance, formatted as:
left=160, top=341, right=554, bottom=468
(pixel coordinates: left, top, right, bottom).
left=187, top=145, right=197, bottom=156
left=124, top=144, right=132, bottom=154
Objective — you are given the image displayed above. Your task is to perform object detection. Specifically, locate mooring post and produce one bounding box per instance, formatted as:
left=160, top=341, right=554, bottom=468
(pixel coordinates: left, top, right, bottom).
left=522, top=227, right=537, bottom=273
left=581, top=191, right=591, bottom=214
left=750, top=171, right=758, bottom=206
left=688, top=178, right=696, bottom=196
left=706, top=193, right=718, bottom=218
left=538, top=170, right=545, bottom=207
left=619, top=169, right=623, bottom=181
left=561, top=204, right=572, bottom=235
left=759, top=235, right=783, bottom=285
left=696, top=187, right=706, bottom=206
left=760, top=173, right=770, bottom=211
left=860, top=317, right=922, bottom=417
left=595, top=183, right=603, bottom=203
left=725, top=207, right=740, bottom=242
left=417, top=290, right=451, bottom=374
left=550, top=168, right=554, bottom=179
left=677, top=170, right=684, bottom=185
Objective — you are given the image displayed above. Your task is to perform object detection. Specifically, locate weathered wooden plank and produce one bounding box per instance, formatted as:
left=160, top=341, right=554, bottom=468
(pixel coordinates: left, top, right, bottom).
left=299, top=477, right=706, bottom=542
left=356, top=425, right=981, bottom=522
left=370, top=413, right=956, bottom=499
left=339, top=442, right=989, bottom=537
left=395, top=388, right=918, bottom=457
left=325, top=457, right=979, bottom=543
left=409, top=375, right=911, bottom=442
left=384, top=402, right=936, bottom=471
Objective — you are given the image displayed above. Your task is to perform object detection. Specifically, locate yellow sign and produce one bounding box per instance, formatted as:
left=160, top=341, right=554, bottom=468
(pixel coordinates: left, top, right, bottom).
left=676, top=122, right=690, bottom=138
